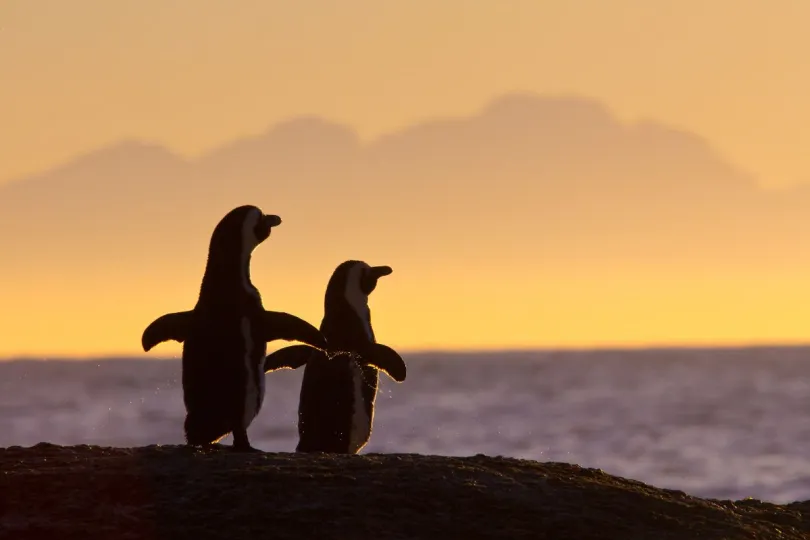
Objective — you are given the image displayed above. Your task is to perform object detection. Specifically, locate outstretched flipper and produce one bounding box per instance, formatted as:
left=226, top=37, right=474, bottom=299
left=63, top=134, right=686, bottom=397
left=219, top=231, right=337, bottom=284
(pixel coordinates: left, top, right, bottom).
left=264, top=344, right=318, bottom=373
left=358, top=343, right=407, bottom=382
left=262, top=311, right=327, bottom=350
left=263, top=311, right=326, bottom=350
left=142, top=311, right=193, bottom=352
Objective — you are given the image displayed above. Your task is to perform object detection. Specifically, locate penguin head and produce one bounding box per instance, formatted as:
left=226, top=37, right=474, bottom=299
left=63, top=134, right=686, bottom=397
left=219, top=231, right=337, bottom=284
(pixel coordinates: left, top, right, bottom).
left=200, top=206, right=282, bottom=295
left=325, top=260, right=392, bottom=311
left=343, top=260, right=392, bottom=296
left=208, top=205, right=282, bottom=260
left=357, top=263, right=393, bottom=296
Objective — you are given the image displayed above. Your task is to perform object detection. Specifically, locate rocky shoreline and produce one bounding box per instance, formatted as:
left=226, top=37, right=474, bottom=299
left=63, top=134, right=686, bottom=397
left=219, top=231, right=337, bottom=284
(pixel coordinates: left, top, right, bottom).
left=1, top=443, right=808, bottom=539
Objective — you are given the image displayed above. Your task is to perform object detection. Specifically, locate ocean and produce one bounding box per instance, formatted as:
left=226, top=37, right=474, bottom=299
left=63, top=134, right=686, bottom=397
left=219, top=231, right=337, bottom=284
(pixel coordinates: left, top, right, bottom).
left=2, top=347, right=810, bottom=504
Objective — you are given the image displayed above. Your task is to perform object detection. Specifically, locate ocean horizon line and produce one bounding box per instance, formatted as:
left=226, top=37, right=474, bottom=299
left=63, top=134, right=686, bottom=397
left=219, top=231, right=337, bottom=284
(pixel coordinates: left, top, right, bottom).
left=4, top=341, right=810, bottom=362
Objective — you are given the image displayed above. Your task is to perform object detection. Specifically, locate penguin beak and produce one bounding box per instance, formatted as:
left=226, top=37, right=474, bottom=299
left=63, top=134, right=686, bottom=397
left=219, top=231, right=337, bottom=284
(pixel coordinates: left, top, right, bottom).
left=369, top=266, right=393, bottom=278
left=254, top=214, right=282, bottom=242
left=360, top=265, right=392, bottom=295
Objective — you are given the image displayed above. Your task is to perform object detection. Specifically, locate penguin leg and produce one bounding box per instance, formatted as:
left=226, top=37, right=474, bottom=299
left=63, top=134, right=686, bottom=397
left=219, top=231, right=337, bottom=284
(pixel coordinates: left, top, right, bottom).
left=184, top=412, right=230, bottom=448
left=231, top=428, right=262, bottom=453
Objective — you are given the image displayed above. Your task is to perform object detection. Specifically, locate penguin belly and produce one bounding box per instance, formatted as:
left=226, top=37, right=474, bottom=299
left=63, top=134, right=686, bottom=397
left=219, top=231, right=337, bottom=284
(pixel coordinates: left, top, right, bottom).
left=296, top=358, right=356, bottom=453
left=182, top=362, right=239, bottom=445
left=347, top=362, right=372, bottom=454
left=181, top=315, right=266, bottom=445
left=239, top=317, right=267, bottom=430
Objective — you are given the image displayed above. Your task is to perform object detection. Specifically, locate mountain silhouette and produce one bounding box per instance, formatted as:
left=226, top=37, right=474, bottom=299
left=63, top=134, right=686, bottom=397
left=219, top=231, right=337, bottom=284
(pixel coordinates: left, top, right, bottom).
left=2, top=93, right=808, bottom=354
left=2, top=93, right=800, bottom=266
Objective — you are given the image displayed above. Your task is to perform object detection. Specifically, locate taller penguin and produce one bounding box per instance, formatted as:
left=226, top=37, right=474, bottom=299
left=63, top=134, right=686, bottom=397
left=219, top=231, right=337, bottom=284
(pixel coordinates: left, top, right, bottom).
left=264, top=260, right=406, bottom=454
left=141, top=205, right=327, bottom=452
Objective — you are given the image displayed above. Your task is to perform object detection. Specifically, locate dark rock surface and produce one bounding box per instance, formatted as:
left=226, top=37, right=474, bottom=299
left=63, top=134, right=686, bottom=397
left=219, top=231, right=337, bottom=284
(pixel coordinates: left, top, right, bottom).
left=1, top=443, right=809, bottom=539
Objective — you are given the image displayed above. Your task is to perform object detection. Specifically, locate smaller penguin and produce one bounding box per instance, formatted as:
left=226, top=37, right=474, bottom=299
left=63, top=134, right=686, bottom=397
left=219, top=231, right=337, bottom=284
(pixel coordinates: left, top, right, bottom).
left=264, top=260, right=406, bottom=454
left=141, top=205, right=327, bottom=452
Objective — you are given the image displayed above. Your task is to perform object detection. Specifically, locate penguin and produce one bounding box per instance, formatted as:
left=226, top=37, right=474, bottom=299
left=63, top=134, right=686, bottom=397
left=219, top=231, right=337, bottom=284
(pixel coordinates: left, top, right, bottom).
left=141, top=205, right=327, bottom=452
left=264, top=260, right=406, bottom=454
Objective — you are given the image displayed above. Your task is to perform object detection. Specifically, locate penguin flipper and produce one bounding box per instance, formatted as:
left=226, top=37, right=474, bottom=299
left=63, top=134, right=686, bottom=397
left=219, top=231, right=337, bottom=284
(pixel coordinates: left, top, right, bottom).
left=360, top=344, right=407, bottom=383
left=262, top=311, right=327, bottom=350
left=264, top=344, right=317, bottom=373
left=142, top=311, right=193, bottom=352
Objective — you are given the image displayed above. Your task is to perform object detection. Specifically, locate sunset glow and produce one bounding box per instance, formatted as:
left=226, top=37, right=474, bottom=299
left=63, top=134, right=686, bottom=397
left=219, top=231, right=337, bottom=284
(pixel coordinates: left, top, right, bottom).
left=3, top=1, right=810, bottom=356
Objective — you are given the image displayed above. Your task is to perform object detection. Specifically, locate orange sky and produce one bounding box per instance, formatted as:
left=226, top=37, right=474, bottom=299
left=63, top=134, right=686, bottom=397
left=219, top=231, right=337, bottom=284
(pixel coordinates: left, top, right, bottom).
left=3, top=1, right=810, bottom=357
left=9, top=268, right=810, bottom=358
left=3, top=0, right=810, bottom=188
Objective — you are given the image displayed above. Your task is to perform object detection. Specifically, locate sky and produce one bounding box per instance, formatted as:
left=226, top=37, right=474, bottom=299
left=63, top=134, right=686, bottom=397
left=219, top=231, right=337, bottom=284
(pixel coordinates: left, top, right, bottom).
left=3, top=0, right=810, bottom=188
left=3, top=1, right=810, bottom=356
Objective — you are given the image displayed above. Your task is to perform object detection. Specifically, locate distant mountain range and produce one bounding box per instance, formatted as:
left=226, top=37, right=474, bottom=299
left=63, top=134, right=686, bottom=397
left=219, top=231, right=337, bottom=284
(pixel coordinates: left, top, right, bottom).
left=3, top=93, right=808, bottom=276
left=3, top=93, right=809, bottom=354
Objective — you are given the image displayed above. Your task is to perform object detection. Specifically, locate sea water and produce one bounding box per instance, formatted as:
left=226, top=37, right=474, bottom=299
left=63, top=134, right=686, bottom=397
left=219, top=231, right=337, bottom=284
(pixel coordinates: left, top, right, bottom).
left=2, top=347, right=810, bottom=503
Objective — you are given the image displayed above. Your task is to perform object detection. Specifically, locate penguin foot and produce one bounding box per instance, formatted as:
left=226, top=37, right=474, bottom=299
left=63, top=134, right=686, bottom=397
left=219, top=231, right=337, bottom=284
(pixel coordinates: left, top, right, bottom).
left=231, top=428, right=262, bottom=453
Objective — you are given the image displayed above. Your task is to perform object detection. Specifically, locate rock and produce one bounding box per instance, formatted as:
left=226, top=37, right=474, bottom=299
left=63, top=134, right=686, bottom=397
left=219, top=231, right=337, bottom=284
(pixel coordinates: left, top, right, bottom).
left=0, top=444, right=807, bottom=539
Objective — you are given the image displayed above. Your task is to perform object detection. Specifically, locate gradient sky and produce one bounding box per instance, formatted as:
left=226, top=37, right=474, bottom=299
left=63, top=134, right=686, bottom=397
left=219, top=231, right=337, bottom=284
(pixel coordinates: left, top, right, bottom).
left=4, top=1, right=810, bottom=357
left=3, top=0, right=810, bottom=188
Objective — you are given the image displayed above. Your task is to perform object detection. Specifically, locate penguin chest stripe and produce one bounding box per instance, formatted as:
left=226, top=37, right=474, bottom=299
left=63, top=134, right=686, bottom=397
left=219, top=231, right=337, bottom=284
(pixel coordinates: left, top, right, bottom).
left=241, top=317, right=264, bottom=428
left=348, top=363, right=371, bottom=453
